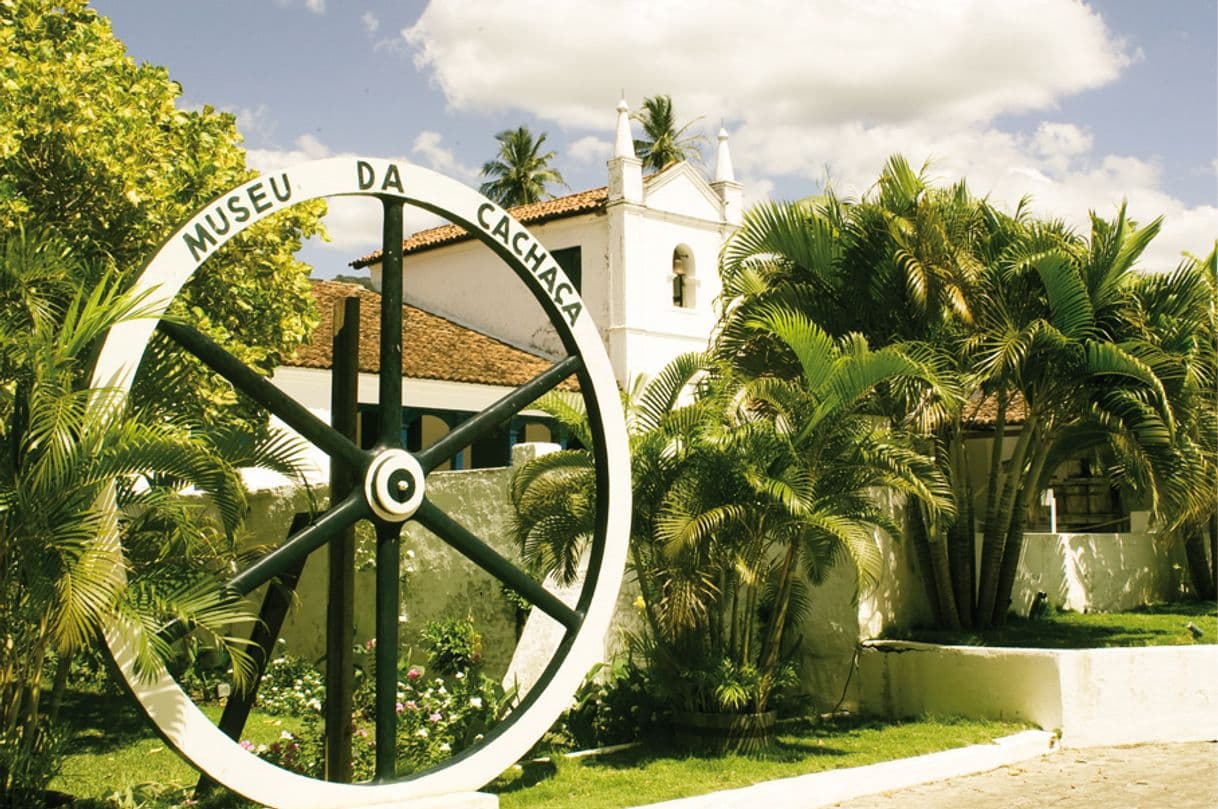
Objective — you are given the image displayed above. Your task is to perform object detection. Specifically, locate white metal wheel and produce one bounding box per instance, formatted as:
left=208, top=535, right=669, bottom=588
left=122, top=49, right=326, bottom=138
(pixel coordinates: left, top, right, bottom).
left=90, top=158, right=630, bottom=808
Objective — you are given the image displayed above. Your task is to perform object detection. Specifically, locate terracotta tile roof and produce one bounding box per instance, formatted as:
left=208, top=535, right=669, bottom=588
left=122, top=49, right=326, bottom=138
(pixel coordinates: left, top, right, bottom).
left=287, top=280, right=577, bottom=391
left=351, top=186, right=608, bottom=268
left=963, top=392, right=1027, bottom=429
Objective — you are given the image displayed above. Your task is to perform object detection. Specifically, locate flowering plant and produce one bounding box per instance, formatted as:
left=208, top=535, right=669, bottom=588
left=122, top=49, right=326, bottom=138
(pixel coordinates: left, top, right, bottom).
left=389, top=668, right=509, bottom=771
left=255, top=654, right=326, bottom=716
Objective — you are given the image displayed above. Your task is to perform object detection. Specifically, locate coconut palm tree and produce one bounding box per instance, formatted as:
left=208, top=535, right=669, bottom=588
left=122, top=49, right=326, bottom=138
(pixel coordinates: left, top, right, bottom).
left=478, top=126, right=567, bottom=208
left=631, top=95, right=706, bottom=173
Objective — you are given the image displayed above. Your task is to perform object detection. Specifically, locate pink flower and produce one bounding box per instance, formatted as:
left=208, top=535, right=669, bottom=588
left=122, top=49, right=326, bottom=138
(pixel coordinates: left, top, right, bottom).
left=428, top=712, right=442, bottom=723
left=364, top=638, right=376, bottom=650
left=395, top=702, right=404, bottom=714
left=406, top=666, right=422, bottom=681
left=239, top=739, right=255, bottom=751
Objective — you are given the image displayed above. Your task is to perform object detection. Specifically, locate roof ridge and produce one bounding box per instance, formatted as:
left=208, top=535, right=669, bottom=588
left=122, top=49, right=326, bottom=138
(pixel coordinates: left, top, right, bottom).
left=350, top=185, right=608, bottom=268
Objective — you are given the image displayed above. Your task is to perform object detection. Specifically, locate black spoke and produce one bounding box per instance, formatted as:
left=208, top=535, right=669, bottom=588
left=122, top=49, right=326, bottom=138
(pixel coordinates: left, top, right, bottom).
left=158, top=320, right=369, bottom=473
left=413, top=499, right=582, bottom=633
left=416, top=356, right=583, bottom=473
left=374, top=520, right=400, bottom=782
left=378, top=199, right=405, bottom=448
left=224, top=494, right=369, bottom=596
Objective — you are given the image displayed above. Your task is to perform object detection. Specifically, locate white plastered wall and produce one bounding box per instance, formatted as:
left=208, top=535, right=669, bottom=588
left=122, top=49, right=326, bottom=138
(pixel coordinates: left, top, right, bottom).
left=369, top=212, right=608, bottom=361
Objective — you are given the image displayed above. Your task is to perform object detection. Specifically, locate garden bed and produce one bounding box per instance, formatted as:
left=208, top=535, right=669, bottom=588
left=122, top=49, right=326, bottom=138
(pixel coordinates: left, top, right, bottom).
left=903, top=601, right=1217, bottom=648
left=859, top=605, right=1218, bottom=748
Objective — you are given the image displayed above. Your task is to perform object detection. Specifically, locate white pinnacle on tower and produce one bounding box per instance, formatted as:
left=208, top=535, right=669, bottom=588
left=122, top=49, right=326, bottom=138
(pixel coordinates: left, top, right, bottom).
left=711, top=125, right=743, bottom=225
left=613, top=97, right=634, bottom=159
left=714, top=127, right=735, bottom=183
left=608, top=96, right=643, bottom=203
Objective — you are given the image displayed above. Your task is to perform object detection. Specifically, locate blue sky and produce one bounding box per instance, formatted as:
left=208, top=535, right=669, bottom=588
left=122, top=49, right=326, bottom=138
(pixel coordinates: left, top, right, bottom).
left=91, top=0, right=1216, bottom=277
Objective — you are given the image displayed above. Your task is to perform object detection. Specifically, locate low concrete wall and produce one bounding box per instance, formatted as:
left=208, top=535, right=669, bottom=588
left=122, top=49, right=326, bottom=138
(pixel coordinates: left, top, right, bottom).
left=242, top=468, right=521, bottom=679
left=1013, top=531, right=1193, bottom=616
left=234, top=459, right=1206, bottom=719
left=858, top=640, right=1218, bottom=746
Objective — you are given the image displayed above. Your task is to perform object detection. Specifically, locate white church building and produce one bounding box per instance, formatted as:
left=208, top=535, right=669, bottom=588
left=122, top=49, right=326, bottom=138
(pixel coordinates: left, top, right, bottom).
left=271, top=101, right=744, bottom=469
left=352, top=99, right=743, bottom=386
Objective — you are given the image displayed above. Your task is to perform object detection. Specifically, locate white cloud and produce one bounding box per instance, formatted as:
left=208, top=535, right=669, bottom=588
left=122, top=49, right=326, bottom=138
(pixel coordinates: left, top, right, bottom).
left=727, top=119, right=1213, bottom=271
left=404, top=0, right=1127, bottom=130
left=411, top=131, right=478, bottom=179
left=361, top=11, right=379, bottom=34
left=246, top=135, right=447, bottom=251
left=274, top=0, right=325, bottom=13
left=567, top=135, right=611, bottom=164
left=246, top=133, right=332, bottom=172
left=402, top=1, right=1214, bottom=273
left=231, top=104, right=275, bottom=142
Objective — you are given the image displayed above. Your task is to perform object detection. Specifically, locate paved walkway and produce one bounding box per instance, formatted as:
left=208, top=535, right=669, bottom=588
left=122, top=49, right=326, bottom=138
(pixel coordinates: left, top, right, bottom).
left=828, top=742, right=1218, bottom=809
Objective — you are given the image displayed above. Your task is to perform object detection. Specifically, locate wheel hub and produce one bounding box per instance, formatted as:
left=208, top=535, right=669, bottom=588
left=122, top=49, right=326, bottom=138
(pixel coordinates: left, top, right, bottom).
left=363, top=448, right=425, bottom=522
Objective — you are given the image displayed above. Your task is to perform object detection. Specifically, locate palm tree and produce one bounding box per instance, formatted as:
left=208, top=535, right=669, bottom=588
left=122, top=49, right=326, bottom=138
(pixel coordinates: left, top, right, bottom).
left=512, top=334, right=946, bottom=714
left=715, top=159, right=1193, bottom=629
left=1112, top=246, right=1217, bottom=599
left=478, top=126, right=567, bottom=208
left=0, top=229, right=274, bottom=802
left=631, top=95, right=706, bottom=173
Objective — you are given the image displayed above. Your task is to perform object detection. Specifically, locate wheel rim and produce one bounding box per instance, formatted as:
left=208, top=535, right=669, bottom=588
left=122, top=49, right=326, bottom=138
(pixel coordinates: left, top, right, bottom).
left=92, top=158, right=630, bottom=807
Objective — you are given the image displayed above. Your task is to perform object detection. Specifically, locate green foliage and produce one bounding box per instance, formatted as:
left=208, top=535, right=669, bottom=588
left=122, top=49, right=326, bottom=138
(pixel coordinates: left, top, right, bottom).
left=420, top=616, right=483, bottom=676
left=0, top=227, right=316, bottom=804
left=0, top=0, right=327, bottom=426
left=478, top=126, right=567, bottom=208
left=548, top=658, right=665, bottom=751
left=512, top=345, right=944, bottom=718
left=631, top=95, right=706, bottom=173
left=0, top=722, right=67, bottom=808
left=264, top=656, right=513, bottom=779
left=717, top=154, right=1213, bottom=631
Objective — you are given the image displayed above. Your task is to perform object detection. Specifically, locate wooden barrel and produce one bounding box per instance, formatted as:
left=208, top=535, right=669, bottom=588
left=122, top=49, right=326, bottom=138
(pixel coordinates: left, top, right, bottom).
left=672, top=710, right=777, bottom=754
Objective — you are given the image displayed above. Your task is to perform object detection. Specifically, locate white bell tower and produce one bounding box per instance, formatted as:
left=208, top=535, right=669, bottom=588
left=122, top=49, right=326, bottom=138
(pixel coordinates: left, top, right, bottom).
left=603, top=99, right=739, bottom=385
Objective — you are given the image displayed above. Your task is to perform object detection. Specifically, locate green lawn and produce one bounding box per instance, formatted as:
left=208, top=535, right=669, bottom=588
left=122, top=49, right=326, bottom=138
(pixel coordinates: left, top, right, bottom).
left=51, top=689, right=299, bottom=806
left=491, top=716, right=1026, bottom=809
left=50, top=689, right=1024, bottom=809
left=906, top=601, right=1218, bottom=649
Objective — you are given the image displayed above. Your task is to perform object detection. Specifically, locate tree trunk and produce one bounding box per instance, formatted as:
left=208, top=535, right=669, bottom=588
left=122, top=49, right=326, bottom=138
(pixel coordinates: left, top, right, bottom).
left=45, top=652, right=72, bottom=725
left=906, top=497, right=947, bottom=626
left=977, top=416, right=1037, bottom=627
left=758, top=544, right=797, bottom=680
left=1209, top=512, right=1217, bottom=604
left=1183, top=527, right=1217, bottom=601
left=991, top=442, right=1048, bottom=626
left=947, top=429, right=976, bottom=627
left=911, top=501, right=960, bottom=629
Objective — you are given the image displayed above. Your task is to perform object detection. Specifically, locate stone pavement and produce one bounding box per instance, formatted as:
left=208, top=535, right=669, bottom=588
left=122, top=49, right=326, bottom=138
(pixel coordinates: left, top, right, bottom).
left=828, top=742, right=1218, bottom=809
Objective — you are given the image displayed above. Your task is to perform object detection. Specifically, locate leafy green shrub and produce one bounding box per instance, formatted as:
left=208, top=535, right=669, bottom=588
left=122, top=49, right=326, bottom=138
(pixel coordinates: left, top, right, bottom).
left=547, top=658, right=665, bottom=751
left=419, top=618, right=482, bottom=676
left=0, top=722, right=66, bottom=808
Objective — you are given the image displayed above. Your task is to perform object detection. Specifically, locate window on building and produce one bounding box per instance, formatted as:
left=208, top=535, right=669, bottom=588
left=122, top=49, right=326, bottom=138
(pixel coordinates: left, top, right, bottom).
left=356, top=405, right=556, bottom=470
left=553, top=246, right=582, bottom=293
left=672, top=244, right=695, bottom=308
